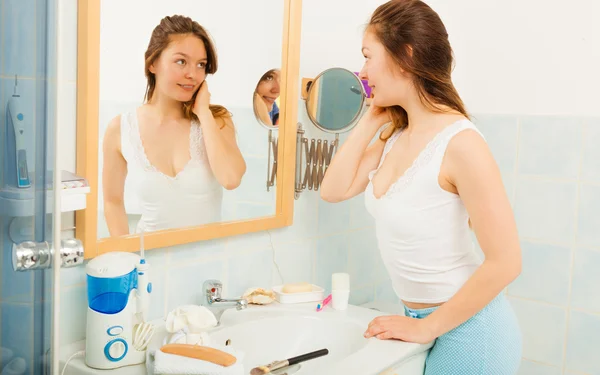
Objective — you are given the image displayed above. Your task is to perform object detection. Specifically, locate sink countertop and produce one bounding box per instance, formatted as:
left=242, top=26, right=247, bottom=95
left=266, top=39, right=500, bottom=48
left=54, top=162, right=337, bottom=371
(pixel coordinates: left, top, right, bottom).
left=60, top=302, right=432, bottom=375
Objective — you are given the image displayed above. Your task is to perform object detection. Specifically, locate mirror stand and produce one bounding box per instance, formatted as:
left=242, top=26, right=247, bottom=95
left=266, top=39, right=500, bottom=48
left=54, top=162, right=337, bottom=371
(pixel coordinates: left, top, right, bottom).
left=294, top=123, right=340, bottom=199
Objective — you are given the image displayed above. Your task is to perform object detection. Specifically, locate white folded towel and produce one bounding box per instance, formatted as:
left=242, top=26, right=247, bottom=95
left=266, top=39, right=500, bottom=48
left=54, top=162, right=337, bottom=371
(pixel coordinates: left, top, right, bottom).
left=164, top=326, right=212, bottom=347
left=165, top=305, right=218, bottom=334
left=146, top=345, right=245, bottom=375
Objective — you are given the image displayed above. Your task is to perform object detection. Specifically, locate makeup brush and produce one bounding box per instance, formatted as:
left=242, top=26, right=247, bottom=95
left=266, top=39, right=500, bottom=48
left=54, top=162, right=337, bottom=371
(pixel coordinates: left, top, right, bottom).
left=250, top=348, right=329, bottom=375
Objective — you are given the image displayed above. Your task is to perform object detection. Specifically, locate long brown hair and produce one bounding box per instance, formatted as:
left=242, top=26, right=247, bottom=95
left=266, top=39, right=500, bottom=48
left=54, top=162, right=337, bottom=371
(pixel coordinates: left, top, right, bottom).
left=368, top=0, right=469, bottom=139
left=144, top=15, right=230, bottom=122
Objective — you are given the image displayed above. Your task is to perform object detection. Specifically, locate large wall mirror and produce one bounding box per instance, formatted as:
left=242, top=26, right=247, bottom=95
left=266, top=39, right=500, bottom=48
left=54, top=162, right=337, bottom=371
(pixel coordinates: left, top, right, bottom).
left=76, top=0, right=302, bottom=258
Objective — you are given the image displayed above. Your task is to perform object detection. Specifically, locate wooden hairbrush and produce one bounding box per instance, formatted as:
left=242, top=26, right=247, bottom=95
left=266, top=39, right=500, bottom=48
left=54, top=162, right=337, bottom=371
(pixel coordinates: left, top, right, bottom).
left=160, top=343, right=237, bottom=367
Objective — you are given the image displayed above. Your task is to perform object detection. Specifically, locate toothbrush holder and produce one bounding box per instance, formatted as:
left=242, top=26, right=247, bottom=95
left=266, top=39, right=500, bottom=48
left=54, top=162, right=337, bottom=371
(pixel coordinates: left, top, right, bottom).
left=331, top=273, right=350, bottom=311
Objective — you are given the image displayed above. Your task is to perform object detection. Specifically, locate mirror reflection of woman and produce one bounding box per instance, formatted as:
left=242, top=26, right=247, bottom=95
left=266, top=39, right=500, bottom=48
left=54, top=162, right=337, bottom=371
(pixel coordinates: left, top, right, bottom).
left=102, top=15, right=246, bottom=236
left=253, top=69, right=281, bottom=126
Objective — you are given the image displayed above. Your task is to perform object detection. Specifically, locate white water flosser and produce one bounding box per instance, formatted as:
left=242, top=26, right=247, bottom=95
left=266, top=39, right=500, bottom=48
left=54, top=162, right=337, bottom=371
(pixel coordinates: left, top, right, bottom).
left=136, top=225, right=150, bottom=322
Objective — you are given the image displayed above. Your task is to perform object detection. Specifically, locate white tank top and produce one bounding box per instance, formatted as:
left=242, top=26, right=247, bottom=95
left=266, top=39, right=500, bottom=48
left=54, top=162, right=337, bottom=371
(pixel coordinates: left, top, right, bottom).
left=364, top=119, right=483, bottom=304
left=120, top=110, right=223, bottom=233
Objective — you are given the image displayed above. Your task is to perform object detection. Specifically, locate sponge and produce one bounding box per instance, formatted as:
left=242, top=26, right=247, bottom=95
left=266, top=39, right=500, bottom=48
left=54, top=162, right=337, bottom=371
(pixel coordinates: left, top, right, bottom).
left=281, top=282, right=312, bottom=293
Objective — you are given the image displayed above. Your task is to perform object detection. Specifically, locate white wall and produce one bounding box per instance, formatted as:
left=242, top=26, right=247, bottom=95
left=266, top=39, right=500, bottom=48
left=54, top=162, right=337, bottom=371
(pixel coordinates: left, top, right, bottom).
left=299, top=0, right=600, bottom=116
left=99, top=0, right=283, bottom=108
left=61, top=0, right=600, bottom=171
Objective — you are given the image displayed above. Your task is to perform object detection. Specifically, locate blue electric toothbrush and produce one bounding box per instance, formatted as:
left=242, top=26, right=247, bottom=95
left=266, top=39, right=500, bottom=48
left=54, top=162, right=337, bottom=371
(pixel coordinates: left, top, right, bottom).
left=7, top=75, right=30, bottom=188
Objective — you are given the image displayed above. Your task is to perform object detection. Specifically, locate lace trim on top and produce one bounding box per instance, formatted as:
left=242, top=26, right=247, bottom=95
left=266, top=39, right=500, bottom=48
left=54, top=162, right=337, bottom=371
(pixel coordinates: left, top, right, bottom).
left=128, top=110, right=206, bottom=181
left=368, top=120, right=469, bottom=199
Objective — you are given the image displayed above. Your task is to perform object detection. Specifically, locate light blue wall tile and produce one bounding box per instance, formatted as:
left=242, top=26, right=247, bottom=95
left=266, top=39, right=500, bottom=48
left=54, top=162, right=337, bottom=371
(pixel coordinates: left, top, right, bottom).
left=234, top=156, right=275, bottom=204
left=1, top=303, right=32, bottom=373
left=0, top=265, right=33, bottom=303
left=315, top=235, right=348, bottom=292
left=166, top=259, right=225, bottom=312
left=169, top=239, right=225, bottom=263
left=227, top=248, right=273, bottom=297
left=581, top=119, right=600, bottom=183
left=514, top=178, right=577, bottom=244
left=375, top=280, right=399, bottom=304
left=517, top=360, right=561, bottom=375
left=576, top=184, right=600, bottom=248
left=570, top=248, right=600, bottom=313
left=349, top=286, right=374, bottom=306
left=144, top=247, right=167, bottom=264
left=565, top=310, right=600, bottom=374
left=272, top=239, right=314, bottom=285
left=348, top=228, right=386, bottom=288
left=1, top=0, right=36, bottom=77
left=271, top=194, right=318, bottom=245
left=227, top=231, right=273, bottom=253
left=146, top=254, right=167, bottom=321
left=1, top=217, right=32, bottom=303
left=471, top=114, right=518, bottom=173
left=349, top=193, right=374, bottom=229
left=221, top=198, right=237, bottom=222
left=233, top=108, right=270, bottom=158
left=509, top=297, right=566, bottom=366
left=60, top=265, right=86, bottom=288
left=507, top=241, right=571, bottom=305
left=235, top=202, right=275, bottom=221
left=517, top=116, right=582, bottom=179
left=59, top=286, right=86, bottom=346
left=318, top=199, right=351, bottom=236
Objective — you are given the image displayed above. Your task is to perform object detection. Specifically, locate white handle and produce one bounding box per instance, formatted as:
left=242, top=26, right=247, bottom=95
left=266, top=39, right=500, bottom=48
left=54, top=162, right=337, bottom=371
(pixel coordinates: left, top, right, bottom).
left=136, top=262, right=150, bottom=322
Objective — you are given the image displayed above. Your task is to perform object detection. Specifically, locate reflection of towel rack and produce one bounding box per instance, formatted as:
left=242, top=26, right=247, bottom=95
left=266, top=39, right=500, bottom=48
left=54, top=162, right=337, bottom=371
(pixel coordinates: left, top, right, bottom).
left=266, top=130, right=278, bottom=191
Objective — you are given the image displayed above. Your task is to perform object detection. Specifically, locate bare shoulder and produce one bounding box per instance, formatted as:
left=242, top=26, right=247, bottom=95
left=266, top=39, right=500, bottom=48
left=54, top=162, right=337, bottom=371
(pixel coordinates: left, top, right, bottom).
left=443, top=122, right=498, bottom=186
left=446, top=122, right=489, bottom=161
left=103, top=114, right=122, bottom=150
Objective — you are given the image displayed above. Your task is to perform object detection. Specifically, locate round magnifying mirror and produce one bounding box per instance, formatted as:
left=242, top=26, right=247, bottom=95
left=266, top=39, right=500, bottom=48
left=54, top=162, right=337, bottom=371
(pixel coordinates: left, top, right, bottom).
left=305, top=67, right=366, bottom=133
left=253, top=68, right=281, bottom=129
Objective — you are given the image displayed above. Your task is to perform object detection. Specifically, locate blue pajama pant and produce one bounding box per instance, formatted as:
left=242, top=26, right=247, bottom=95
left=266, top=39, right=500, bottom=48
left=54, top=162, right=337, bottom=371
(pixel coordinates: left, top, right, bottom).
left=404, top=293, right=522, bottom=374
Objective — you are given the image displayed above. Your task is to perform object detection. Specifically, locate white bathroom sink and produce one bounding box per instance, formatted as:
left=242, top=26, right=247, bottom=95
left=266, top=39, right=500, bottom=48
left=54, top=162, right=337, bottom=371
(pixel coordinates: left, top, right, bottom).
left=60, top=302, right=432, bottom=375
left=211, top=307, right=368, bottom=372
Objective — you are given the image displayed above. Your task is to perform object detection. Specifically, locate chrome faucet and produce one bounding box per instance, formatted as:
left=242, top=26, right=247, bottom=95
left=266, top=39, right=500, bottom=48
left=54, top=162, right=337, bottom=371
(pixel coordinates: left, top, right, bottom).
left=202, top=279, right=248, bottom=323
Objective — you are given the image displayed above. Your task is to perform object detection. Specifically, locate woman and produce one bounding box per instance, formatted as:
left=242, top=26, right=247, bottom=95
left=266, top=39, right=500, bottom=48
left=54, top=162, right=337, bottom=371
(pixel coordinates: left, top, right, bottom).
left=320, top=1, right=522, bottom=373
left=102, top=15, right=246, bottom=236
left=253, top=69, right=281, bottom=126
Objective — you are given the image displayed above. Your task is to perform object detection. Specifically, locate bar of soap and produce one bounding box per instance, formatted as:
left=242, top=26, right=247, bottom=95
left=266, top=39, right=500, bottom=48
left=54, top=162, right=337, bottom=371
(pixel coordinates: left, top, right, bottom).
left=281, top=282, right=312, bottom=293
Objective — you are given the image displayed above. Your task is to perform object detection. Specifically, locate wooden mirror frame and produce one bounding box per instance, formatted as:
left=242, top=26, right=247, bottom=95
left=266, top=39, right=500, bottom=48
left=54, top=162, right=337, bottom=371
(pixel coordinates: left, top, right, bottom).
left=75, top=0, right=302, bottom=259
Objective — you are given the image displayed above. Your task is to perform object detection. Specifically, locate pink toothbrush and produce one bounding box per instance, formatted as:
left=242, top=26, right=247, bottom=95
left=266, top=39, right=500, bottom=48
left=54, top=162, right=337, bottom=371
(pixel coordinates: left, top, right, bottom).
left=316, top=294, right=332, bottom=312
